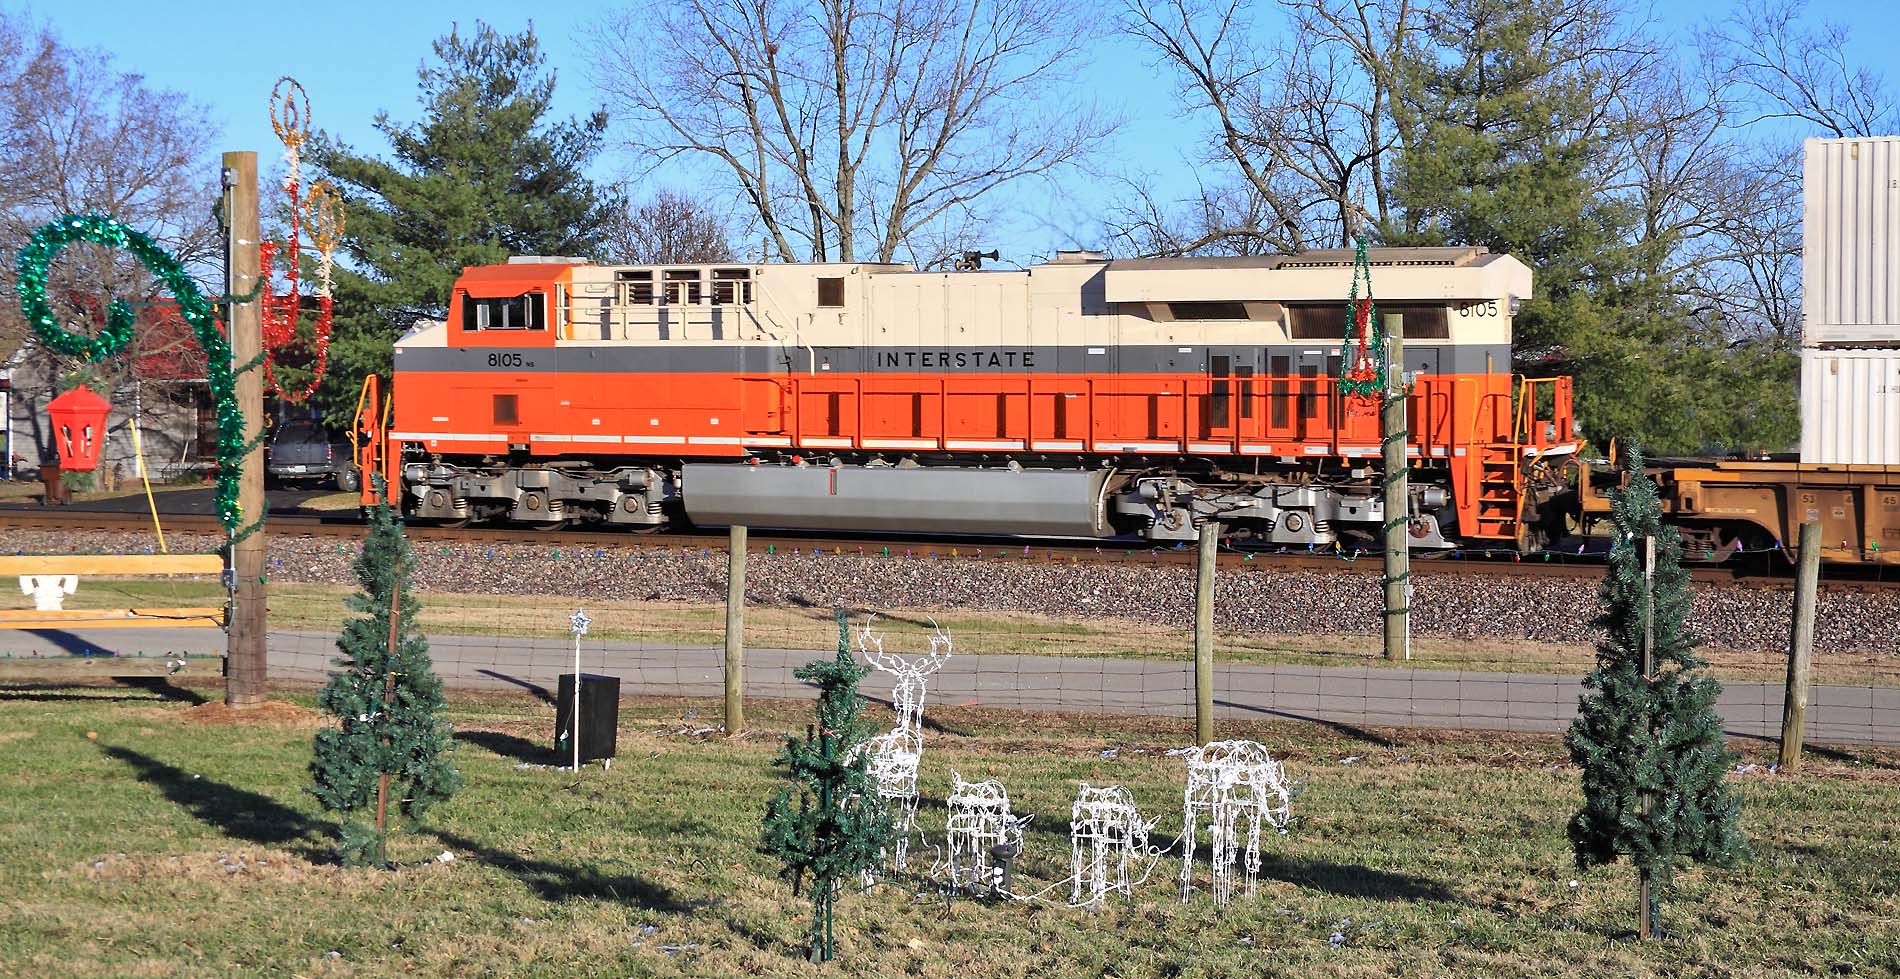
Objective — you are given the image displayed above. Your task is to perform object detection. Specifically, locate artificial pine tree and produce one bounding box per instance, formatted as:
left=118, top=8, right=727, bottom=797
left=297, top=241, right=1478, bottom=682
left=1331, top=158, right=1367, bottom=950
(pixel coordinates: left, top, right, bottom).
left=310, top=482, right=460, bottom=866
left=760, top=610, right=895, bottom=963
left=1566, top=447, right=1746, bottom=937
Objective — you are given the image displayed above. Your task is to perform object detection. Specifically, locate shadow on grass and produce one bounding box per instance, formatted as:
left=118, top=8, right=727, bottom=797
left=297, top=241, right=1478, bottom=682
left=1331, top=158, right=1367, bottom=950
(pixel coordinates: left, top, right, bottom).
left=99, top=745, right=326, bottom=857
left=1259, top=855, right=1458, bottom=903
left=475, top=670, right=555, bottom=704
left=455, top=729, right=562, bottom=766
left=1214, top=699, right=1399, bottom=748
left=432, top=829, right=697, bottom=912
left=112, top=675, right=210, bottom=705
left=1725, top=730, right=1900, bottom=771
left=856, top=692, right=969, bottom=737
left=0, top=684, right=165, bottom=703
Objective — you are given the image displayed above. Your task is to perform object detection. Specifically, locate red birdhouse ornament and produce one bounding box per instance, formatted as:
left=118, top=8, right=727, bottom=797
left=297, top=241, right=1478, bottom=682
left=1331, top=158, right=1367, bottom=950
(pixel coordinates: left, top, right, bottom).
left=47, top=386, right=111, bottom=472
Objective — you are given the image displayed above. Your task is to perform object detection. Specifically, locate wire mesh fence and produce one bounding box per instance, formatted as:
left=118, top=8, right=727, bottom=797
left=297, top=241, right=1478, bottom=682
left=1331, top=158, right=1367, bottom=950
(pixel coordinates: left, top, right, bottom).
left=0, top=529, right=1894, bottom=745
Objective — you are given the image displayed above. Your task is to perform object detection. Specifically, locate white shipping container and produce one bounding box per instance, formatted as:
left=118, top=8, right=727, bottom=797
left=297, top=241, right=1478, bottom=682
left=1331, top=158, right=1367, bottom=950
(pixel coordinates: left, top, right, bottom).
left=1803, top=137, right=1900, bottom=345
left=1800, top=347, right=1900, bottom=465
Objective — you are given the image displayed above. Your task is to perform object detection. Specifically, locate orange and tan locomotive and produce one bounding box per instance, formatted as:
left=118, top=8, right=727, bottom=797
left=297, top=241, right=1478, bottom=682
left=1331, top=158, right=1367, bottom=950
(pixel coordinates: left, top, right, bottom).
left=355, top=246, right=1583, bottom=549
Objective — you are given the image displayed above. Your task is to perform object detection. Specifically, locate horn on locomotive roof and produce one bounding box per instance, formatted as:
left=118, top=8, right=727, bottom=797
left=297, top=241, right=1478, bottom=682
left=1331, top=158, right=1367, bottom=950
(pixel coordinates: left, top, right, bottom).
left=955, top=249, right=1001, bottom=271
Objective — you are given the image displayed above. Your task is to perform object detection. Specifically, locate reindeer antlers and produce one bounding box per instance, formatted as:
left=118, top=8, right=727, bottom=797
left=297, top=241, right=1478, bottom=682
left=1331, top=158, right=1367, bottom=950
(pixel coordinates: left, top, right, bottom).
left=855, top=613, right=952, bottom=676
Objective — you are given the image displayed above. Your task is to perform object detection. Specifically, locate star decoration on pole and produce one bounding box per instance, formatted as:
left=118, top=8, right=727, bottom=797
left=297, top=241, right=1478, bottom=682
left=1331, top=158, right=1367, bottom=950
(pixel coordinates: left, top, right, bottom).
left=570, top=608, right=592, bottom=637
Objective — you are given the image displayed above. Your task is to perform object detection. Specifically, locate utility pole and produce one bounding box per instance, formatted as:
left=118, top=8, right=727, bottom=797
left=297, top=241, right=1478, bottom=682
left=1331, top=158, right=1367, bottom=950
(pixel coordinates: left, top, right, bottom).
left=725, top=524, right=747, bottom=736
left=223, top=151, right=268, bottom=707
left=1381, top=313, right=1410, bottom=662
left=1779, top=521, right=1822, bottom=770
left=1194, top=520, right=1218, bottom=744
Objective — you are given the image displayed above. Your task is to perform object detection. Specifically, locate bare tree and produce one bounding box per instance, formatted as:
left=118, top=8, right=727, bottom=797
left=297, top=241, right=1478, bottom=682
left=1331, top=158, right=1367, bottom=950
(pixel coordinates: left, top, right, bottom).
left=1675, top=0, right=1898, bottom=343
left=586, top=0, right=1114, bottom=264
left=0, top=14, right=218, bottom=358
left=1118, top=0, right=1417, bottom=255
left=1103, top=178, right=1289, bottom=257
left=1705, top=0, right=1897, bottom=138
left=1602, top=56, right=1804, bottom=342
left=0, top=13, right=219, bottom=468
left=603, top=188, right=736, bottom=264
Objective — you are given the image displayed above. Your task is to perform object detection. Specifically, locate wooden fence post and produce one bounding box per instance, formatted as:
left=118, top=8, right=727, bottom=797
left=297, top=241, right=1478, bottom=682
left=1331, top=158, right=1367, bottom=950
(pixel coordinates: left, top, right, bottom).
left=1195, top=520, right=1219, bottom=745
left=725, top=524, right=747, bottom=736
left=1779, top=521, right=1822, bottom=771
left=1381, top=313, right=1409, bottom=661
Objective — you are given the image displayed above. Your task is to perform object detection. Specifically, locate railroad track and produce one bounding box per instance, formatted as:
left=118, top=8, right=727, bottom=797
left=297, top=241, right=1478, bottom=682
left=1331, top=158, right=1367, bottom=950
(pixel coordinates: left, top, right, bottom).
left=6, top=507, right=1891, bottom=590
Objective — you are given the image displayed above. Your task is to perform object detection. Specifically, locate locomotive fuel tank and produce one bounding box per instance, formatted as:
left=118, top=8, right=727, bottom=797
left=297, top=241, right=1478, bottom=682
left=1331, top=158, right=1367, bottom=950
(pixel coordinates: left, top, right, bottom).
left=681, top=462, right=1115, bottom=537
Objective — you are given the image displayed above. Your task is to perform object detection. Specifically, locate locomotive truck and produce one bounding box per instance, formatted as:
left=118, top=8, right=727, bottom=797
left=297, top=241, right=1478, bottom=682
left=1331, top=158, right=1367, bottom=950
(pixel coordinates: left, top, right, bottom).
left=354, top=245, right=1584, bottom=552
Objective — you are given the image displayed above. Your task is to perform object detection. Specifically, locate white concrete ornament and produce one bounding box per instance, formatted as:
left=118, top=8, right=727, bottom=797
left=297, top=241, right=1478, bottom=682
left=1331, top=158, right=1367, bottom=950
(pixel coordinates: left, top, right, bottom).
left=1176, top=740, right=1292, bottom=904
left=945, top=770, right=1031, bottom=894
left=853, top=615, right=951, bottom=871
left=1069, top=782, right=1158, bottom=907
left=19, top=574, right=78, bottom=611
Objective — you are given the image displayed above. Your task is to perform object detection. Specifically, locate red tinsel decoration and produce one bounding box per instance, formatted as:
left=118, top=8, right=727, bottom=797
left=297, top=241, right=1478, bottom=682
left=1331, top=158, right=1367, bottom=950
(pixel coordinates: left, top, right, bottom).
left=258, top=77, right=339, bottom=405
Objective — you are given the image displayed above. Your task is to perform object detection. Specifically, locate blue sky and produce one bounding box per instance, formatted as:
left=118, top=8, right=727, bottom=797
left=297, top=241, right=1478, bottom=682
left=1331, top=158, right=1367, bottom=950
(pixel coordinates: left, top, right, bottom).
left=10, top=0, right=1897, bottom=260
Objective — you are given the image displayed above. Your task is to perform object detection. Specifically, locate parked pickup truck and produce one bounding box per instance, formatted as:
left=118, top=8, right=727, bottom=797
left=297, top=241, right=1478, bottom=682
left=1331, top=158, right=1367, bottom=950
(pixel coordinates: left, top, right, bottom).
left=265, top=420, right=359, bottom=492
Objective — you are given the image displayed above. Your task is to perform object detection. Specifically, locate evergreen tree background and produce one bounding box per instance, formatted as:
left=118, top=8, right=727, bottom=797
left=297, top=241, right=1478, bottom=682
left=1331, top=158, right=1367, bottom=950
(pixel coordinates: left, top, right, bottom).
left=310, top=483, right=461, bottom=866
left=304, top=21, right=618, bottom=427
left=1565, top=447, right=1747, bottom=934
left=760, top=610, right=895, bottom=963
left=1384, top=0, right=1800, bottom=455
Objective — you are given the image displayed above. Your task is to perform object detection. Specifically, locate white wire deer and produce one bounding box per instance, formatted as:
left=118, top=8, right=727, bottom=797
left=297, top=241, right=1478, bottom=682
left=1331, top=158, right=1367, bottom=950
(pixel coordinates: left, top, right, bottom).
left=852, top=615, right=951, bottom=871
left=1069, top=782, right=1159, bottom=907
left=945, top=770, right=1031, bottom=894
left=1177, top=740, right=1292, bottom=904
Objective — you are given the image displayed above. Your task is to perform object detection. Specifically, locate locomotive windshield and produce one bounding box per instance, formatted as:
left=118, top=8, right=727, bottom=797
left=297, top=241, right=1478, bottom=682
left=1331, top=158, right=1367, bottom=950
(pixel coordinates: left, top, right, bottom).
left=462, top=293, right=546, bottom=331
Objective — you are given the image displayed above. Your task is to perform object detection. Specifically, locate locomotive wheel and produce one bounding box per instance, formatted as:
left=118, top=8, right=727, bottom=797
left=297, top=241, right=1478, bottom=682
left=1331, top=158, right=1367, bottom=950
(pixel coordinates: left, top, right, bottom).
left=526, top=519, right=571, bottom=532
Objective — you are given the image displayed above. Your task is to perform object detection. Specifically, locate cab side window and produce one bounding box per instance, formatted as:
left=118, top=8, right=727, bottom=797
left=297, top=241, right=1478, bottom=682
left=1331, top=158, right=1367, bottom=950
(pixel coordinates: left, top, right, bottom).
left=462, top=294, right=547, bottom=331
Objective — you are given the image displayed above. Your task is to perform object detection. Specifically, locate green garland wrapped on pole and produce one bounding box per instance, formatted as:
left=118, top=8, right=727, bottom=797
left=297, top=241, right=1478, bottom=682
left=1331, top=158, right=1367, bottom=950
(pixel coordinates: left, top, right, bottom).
left=14, top=215, right=257, bottom=536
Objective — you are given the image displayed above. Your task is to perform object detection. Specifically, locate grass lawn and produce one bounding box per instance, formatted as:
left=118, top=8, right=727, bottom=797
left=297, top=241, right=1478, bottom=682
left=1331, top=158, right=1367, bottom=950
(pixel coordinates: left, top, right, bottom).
left=0, top=477, right=206, bottom=506
left=298, top=491, right=366, bottom=511
left=0, top=681, right=1894, bottom=978
left=37, top=578, right=1900, bottom=687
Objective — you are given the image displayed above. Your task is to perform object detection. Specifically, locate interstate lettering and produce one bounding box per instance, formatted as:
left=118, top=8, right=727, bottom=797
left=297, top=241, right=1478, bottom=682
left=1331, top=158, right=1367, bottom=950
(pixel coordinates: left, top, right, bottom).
left=874, top=349, right=1037, bottom=370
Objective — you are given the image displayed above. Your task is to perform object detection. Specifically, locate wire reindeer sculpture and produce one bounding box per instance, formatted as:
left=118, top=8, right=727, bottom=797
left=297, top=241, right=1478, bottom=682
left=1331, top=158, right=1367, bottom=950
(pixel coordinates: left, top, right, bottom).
left=1177, top=740, right=1292, bottom=904
left=1069, top=782, right=1160, bottom=907
left=852, top=615, right=952, bottom=872
left=945, top=770, right=1032, bottom=896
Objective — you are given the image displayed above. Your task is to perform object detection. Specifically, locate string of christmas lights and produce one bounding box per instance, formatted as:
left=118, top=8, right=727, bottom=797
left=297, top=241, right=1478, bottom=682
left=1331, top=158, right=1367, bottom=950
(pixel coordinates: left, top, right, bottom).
left=259, top=76, right=342, bottom=404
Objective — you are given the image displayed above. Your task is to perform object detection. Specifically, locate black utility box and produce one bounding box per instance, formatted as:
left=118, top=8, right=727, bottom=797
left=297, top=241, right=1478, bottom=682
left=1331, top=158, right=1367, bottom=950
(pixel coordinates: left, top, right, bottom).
left=554, top=673, right=620, bottom=761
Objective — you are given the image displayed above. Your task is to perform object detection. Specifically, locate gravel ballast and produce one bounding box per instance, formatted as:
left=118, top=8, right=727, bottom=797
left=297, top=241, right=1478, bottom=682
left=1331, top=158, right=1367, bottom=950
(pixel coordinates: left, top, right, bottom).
left=13, top=529, right=1897, bottom=658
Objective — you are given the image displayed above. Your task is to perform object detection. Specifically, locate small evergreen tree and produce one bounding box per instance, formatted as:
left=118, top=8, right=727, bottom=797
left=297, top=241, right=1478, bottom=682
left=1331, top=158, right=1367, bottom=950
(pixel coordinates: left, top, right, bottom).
left=1566, top=447, right=1746, bottom=936
left=760, top=610, right=894, bottom=963
left=306, top=21, right=617, bottom=426
left=310, top=485, right=460, bottom=865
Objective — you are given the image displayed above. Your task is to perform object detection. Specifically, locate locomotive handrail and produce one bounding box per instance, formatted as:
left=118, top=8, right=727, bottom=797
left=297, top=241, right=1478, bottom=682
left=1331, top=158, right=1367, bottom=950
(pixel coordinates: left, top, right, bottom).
left=351, top=373, right=392, bottom=505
